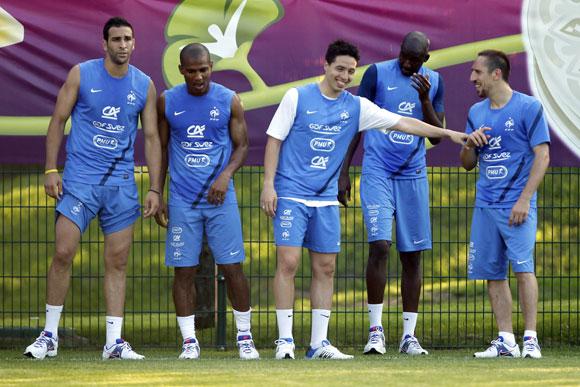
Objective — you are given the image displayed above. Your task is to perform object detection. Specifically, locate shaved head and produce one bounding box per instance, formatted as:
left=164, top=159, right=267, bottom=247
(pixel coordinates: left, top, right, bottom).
left=401, top=31, right=430, bottom=57
left=398, top=31, right=431, bottom=76
left=180, top=43, right=210, bottom=65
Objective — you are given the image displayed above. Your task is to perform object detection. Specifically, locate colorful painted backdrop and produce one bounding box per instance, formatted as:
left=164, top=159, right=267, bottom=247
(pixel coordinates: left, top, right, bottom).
left=0, top=0, right=578, bottom=165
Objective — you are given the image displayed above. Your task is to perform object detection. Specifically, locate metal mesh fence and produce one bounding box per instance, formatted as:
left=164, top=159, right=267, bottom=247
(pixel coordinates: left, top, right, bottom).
left=1, top=166, right=578, bottom=350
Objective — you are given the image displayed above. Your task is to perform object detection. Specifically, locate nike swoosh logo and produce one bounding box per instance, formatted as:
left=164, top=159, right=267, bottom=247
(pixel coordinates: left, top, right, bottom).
left=230, top=250, right=240, bottom=256
left=306, top=110, right=317, bottom=114
left=516, top=259, right=529, bottom=265
left=387, top=86, right=397, bottom=91
left=174, top=111, right=186, bottom=116
left=107, top=321, right=114, bottom=324
left=90, top=88, right=103, bottom=93
left=321, top=314, right=330, bottom=318
left=413, top=239, right=426, bottom=244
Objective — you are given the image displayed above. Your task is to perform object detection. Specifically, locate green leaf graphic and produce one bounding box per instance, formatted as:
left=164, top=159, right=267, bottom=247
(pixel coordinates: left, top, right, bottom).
left=163, top=0, right=284, bottom=89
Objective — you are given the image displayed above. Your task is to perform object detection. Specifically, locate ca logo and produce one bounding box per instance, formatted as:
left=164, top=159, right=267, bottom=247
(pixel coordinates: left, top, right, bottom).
left=187, top=124, right=206, bottom=138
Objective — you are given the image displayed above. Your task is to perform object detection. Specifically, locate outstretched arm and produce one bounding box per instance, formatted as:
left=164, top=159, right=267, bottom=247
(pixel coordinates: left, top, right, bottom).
left=359, top=97, right=466, bottom=144
left=393, top=117, right=467, bottom=145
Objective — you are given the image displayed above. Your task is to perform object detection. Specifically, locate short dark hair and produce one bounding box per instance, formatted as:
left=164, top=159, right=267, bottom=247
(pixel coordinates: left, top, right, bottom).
left=103, top=17, right=134, bottom=41
left=325, top=40, right=360, bottom=64
left=477, top=49, right=510, bottom=81
left=180, top=43, right=211, bottom=65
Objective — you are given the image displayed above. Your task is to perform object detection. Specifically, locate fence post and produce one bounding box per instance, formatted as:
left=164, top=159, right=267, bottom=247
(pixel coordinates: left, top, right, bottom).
left=216, top=272, right=227, bottom=350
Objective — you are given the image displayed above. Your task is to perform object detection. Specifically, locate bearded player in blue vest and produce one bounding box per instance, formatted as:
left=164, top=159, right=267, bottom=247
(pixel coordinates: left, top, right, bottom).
left=155, top=43, right=259, bottom=360
left=261, top=40, right=467, bottom=360
left=338, top=32, right=443, bottom=356
left=24, top=17, right=162, bottom=360
left=462, top=50, right=550, bottom=359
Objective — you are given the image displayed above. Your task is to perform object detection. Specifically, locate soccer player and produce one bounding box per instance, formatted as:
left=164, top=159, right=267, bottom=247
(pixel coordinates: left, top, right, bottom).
left=338, top=31, right=444, bottom=356
left=24, top=17, right=162, bottom=360
left=155, top=43, right=259, bottom=360
left=261, top=39, right=467, bottom=360
left=461, top=50, right=550, bottom=358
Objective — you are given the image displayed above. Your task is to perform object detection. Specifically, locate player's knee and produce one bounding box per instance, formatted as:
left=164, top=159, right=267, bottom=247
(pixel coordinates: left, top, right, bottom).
left=369, top=241, right=390, bottom=262
left=312, top=259, right=335, bottom=279
left=401, top=252, right=421, bottom=272
left=277, top=254, right=299, bottom=277
left=108, top=258, right=128, bottom=273
left=174, top=266, right=196, bottom=284
left=104, top=244, right=131, bottom=269
left=219, top=263, right=246, bottom=280
left=52, top=244, right=76, bottom=267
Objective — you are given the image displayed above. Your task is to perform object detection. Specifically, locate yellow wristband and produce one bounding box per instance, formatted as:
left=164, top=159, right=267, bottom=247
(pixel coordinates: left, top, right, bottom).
left=44, top=169, right=59, bottom=175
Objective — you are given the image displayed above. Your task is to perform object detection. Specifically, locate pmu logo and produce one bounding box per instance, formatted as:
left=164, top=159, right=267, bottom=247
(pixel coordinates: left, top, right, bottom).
left=210, top=106, right=220, bottom=121
left=310, top=156, right=329, bottom=169
left=101, top=106, right=121, bottom=120
left=397, top=101, right=415, bottom=115
left=187, top=124, right=206, bottom=138
left=93, top=135, right=119, bottom=150
left=485, top=165, right=508, bottom=180
left=310, top=138, right=335, bottom=152
left=389, top=131, right=414, bottom=145
left=504, top=117, right=515, bottom=131
left=309, top=123, right=342, bottom=135
left=171, top=227, right=183, bottom=234
left=126, top=90, right=136, bottom=105
left=181, top=141, right=214, bottom=151
left=184, top=153, right=210, bottom=168
left=488, top=136, right=502, bottom=150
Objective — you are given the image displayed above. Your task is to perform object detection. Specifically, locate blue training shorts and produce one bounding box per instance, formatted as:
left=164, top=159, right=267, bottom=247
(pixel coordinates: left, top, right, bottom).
left=360, top=174, right=431, bottom=252
left=56, top=180, right=140, bottom=235
left=165, top=203, right=245, bottom=267
left=468, top=207, right=537, bottom=280
left=273, top=199, right=341, bottom=253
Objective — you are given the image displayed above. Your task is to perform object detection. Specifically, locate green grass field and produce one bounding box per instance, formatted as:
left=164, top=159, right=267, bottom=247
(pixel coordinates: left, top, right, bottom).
left=1, top=348, right=580, bottom=386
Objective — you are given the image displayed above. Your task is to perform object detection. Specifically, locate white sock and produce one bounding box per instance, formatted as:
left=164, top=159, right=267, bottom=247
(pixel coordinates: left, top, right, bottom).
left=499, top=331, right=516, bottom=346
left=402, top=312, right=418, bottom=338
left=524, top=330, right=537, bottom=339
left=368, top=303, right=383, bottom=329
left=177, top=315, right=196, bottom=341
left=44, top=304, right=63, bottom=338
left=310, top=309, right=331, bottom=348
left=276, top=309, right=293, bottom=339
left=233, top=309, right=252, bottom=337
left=105, top=316, right=123, bottom=347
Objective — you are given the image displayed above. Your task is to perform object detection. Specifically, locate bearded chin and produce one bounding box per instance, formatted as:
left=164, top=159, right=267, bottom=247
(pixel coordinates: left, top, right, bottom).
left=112, top=56, right=128, bottom=65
